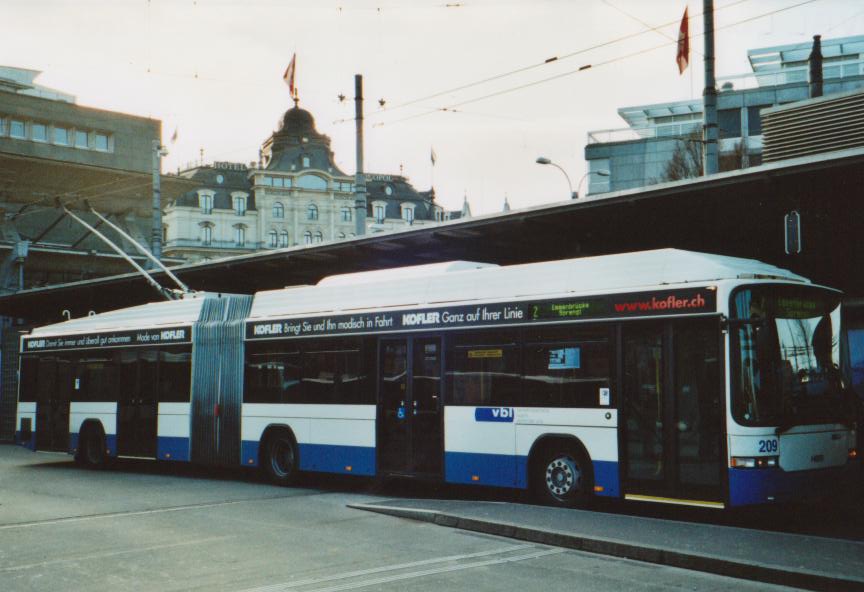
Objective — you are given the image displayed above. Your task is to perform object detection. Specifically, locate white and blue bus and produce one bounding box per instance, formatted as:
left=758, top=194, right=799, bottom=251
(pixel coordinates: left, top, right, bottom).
left=15, top=249, right=859, bottom=508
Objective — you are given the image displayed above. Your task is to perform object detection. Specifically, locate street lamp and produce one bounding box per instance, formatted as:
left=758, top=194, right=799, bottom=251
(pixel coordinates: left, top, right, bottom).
left=535, top=157, right=575, bottom=199
left=575, top=169, right=610, bottom=199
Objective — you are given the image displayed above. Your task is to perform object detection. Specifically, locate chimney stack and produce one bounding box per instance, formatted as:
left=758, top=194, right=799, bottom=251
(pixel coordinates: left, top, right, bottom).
left=809, top=34, right=823, bottom=98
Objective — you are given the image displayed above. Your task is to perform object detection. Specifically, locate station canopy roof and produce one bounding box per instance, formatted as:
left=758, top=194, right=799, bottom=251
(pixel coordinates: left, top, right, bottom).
left=4, top=146, right=864, bottom=324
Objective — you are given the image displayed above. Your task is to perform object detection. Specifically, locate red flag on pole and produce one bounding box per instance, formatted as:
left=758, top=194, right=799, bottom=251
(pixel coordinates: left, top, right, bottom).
left=283, top=54, right=297, bottom=97
left=677, top=7, right=690, bottom=74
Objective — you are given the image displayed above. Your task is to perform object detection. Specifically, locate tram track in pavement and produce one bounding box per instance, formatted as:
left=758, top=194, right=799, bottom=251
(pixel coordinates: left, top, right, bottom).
left=235, top=544, right=566, bottom=592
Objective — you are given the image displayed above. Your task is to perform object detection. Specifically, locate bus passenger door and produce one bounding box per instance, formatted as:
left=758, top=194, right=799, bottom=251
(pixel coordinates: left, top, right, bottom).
left=35, top=356, right=70, bottom=452
left=117, top=350, right=158, bottom=458
left=621, top=320, right=724, bottom=506
left=377, top=337, right=444, bottom=477
left=378, top=340, right=410, bottom=473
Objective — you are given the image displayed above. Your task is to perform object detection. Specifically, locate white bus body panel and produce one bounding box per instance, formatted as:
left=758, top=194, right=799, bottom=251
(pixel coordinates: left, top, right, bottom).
left=241, top=404, right=376, bottom=475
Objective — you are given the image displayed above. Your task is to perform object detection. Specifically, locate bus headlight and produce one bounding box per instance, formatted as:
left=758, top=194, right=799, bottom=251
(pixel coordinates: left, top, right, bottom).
left=731, top=456, right=778, bottom=469
left=849, top=448, right=858, bottom=461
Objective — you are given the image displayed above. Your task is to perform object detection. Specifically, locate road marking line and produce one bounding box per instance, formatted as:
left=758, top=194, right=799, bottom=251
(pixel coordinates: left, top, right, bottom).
left=0, top=496, right=299, bottom=530
left=0, top=536, right=232, bottom=572
left=308, top=549, right=566, bottom=592
left=237, top=545, right=563, bottom=592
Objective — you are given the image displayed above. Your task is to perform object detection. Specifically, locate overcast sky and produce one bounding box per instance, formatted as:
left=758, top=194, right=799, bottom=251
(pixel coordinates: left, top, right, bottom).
left=4, top=0, right=864, bottom=215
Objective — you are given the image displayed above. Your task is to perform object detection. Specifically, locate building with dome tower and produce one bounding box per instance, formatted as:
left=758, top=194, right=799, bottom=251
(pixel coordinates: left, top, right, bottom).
left=163, top=101, right=460, bottom=262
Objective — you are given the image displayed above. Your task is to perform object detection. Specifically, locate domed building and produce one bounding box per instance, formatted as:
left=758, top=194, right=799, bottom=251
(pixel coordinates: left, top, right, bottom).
left=163, top=102, right=460, bottom=262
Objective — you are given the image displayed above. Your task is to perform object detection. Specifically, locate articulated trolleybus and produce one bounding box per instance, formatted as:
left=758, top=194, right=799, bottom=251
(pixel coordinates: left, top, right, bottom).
left=16, top=249, right=858, bottom=508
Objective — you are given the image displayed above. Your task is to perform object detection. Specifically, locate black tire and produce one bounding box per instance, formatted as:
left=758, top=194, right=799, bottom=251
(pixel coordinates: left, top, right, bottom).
left=76, top=426, right=108, bottom=470
left=262, top=432, right=299, bottom=485
left=533, top=446, right=593, bottom=508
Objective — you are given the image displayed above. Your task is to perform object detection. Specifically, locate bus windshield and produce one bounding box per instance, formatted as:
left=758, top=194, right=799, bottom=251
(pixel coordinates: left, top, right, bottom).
left=731, top=285, right=844, bottom=428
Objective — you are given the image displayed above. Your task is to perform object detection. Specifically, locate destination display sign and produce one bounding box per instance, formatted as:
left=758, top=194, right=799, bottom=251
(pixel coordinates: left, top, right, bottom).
left=21, top=326, right=191, bottom=353
left=246, top=287, right=715, bottom=341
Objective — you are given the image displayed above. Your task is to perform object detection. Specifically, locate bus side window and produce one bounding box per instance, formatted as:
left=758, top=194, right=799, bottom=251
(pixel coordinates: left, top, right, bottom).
left=159, top=347, right=192, bottom=403
left=446, top=331, right=520, bottom=406
left=522, top=340, right=611, bottom=408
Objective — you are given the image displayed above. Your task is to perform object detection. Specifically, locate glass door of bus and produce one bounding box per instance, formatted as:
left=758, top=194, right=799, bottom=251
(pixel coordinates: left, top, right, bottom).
left=117, top=350, right=158, bottom=458
left=621, top=320, right=724, bottom=505
left=35, top=355, right=71, bottom=452
left=378, top=337, right=443, bottom=477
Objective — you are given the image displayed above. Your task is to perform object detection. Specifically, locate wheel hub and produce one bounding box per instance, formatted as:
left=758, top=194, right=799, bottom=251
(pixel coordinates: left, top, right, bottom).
left=545, top=456, right=580, bottom=497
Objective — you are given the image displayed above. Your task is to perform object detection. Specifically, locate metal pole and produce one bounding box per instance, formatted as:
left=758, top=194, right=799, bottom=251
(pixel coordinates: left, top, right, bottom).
left=354, top=74, right=367, bottom=236
left=152, top=140, right=164, bottom=262
left=63, top=206, right=174, bottom=300
left=88, top=206, right=191, bottom=294
left=702, top=0, right=719, bottom=176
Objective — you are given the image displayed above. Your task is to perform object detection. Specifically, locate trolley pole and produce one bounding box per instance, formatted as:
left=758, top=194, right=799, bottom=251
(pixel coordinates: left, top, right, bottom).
left=354, top=74, right=367, bottom=236
left=702, top=0, right=719, bottom=176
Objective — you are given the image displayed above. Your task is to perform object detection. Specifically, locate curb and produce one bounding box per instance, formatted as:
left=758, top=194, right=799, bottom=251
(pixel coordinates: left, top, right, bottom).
left=348, top=503, right=864, bottom=592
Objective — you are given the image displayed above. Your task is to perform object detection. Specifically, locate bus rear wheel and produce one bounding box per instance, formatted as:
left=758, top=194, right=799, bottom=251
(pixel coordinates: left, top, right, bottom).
left=76, top=427, right=108, bottom=470
left=263, top=433, right=298, bottom=485
left=534, top=447, right=592, bottom=508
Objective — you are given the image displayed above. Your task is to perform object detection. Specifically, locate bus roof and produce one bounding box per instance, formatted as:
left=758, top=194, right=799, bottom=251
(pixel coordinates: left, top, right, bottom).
left=29, top=292, right=214, bottom=337
left=249, top=249, right=809, bottom=320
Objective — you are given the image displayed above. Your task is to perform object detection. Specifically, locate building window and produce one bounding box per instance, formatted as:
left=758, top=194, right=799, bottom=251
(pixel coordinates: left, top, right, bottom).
left=201, top=225, right=213, bottom=245
left=297, top=175, right=327, bottom=190
left=314, top=231, right=323, bottom=243
left=747, top=106, right=767, bottom=136
left=434, top=209, right=444, bottom=222
left=340, top=207, right=352, bottom=222
left=279, top=231, right=289, bottom=247
left=374, top=204, right=386, bottom=224
left=304, top=231, right=313, bottom=245
left=269, top=230, right=278, bottom=248
left=199, top=193, right=214, bottom=214
left=272, top=202, right=284, bottom=218
left=163, top=225, right=168, bottom=244
left=94, top=133, right=109, bottom=151
left=260, top=176, right=272, bottom=187
left=75, top=130, right=88, bottom=148
left=233, top=195, right=247, bottom=216
left=718, top=108, right=742, bottom=139
left=302, top=156, right=310, bottom=168
left=54, top=126, right=69, bottom=145
left=306, top=204, right=318, bottom=220
left=10, top=120, right=25, bottom=139
left=234, top=225, right=246, bottom=246
left=32, top=123, right=47, bottom=142
left=401, top=204, right=415, bottom=223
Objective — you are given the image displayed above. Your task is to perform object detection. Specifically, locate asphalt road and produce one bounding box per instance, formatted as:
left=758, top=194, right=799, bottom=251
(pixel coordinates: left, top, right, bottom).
left=0, top=445, right=800, bottom=592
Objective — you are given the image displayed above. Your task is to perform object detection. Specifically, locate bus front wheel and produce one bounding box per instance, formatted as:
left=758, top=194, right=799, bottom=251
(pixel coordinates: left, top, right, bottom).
left=534, top=447, right=593, bottom=508
left=263, top=432, right=299, bottom=485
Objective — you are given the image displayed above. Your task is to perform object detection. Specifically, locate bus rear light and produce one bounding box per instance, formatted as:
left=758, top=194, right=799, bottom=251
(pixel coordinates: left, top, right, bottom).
left=471, top=475, right=480, bottom=481
left=731, top=456, right=778, bottom=469
left=593, top=485, right=604, bottom=492
left=849, top=448, right=858, bottom=460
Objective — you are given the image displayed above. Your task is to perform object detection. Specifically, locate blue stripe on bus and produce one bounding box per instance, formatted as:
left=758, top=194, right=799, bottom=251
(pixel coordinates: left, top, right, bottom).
left=242, top=440, right=260, bottom=467
left=240, top=440, right=376, bottom=476
left=445, top=451, right=525, bottom=488
left=445, top=452, right=620, bottom=497
left=299, top=444, right=376, bottom=476
left=157, top=437, right=190, bottom=462
left=14, top=431, right=35, bottom=450
left=728, top=461, right=860, bottom=506
left=592, top=460, right=620, bottom=498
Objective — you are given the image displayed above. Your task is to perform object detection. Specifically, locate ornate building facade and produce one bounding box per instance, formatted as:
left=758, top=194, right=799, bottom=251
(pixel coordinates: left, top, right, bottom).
left=164, top=103, right=459, bottom=262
